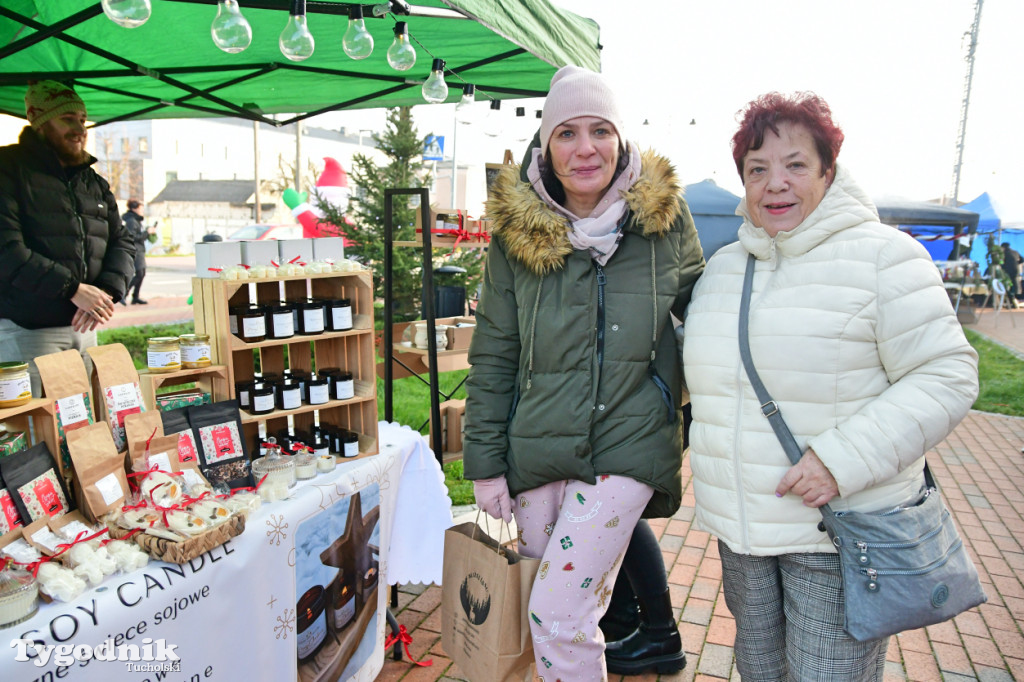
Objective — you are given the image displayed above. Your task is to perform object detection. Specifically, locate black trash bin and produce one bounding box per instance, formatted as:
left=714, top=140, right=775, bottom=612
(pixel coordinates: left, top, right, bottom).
left=201, top=232, right=223, bottom=242
left=426, top=265, right=467, bottom=318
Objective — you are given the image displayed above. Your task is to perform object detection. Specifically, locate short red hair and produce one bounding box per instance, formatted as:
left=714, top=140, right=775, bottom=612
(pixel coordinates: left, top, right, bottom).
left=731, top=92, right=844, bottom=180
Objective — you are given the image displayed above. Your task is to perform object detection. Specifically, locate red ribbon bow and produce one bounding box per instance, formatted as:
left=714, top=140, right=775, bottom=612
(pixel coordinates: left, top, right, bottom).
left=384, top=625, right=432, bottom=667
left=26, top=528, right=110, bottom=576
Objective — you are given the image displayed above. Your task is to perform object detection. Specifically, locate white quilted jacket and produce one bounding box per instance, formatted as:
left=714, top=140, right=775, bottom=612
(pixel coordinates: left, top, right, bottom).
left=683, top=166, right=979, bottom=555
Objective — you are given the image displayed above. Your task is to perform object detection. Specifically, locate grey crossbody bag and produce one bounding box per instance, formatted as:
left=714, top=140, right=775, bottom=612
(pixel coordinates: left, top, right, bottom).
left=738, top=254, right=986, bottom=641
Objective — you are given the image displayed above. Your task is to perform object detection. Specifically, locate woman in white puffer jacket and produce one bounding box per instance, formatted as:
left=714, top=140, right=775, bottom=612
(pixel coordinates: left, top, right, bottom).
left=683, top=92, right=978, bottom=682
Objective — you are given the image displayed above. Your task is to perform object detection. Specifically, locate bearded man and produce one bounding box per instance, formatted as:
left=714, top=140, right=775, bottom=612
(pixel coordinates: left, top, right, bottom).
left=0, top=80, right=135, bottom=396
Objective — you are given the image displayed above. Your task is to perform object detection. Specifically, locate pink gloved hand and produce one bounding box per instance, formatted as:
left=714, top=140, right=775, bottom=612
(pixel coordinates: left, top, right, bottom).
left=473, top=476, right=512, bottom=523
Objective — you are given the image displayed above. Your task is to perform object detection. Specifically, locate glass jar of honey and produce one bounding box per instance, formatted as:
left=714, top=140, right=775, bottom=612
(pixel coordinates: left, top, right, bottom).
left=178, top=334, right=211, bottom=369
left=0, top=362, right=32, bottom=408
left=147, top=337, right=181, bottom=373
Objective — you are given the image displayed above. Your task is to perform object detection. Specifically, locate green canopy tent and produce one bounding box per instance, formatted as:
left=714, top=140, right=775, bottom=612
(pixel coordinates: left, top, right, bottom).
left=0, top=0, right=600, bottom=126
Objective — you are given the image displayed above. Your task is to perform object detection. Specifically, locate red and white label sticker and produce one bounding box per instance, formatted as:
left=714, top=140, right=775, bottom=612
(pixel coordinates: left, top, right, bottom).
left=178, top=433, right=198, bottom=463
left=33, top=477, right=65, bottom=517
left=0, top=489, right=23, bottom=532
left=211, top=426, right=236, bottom=457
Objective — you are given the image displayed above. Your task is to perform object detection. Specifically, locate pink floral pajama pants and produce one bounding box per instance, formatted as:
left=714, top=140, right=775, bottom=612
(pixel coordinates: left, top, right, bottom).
left=513, top=475, right=653, bottom=682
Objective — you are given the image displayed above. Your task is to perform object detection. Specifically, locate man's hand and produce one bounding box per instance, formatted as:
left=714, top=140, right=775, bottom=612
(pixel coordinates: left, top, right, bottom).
left=71, top=308, right=102, bottom=333
left=71, top=283, right=114, bottom=320
left=776, top=448, right=839, bottom=508
left=70, top=283, right=114, bottom=332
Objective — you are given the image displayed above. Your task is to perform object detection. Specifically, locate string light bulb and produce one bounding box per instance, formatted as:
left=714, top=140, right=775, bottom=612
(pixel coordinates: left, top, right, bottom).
left=211, top=0, right=252, bottom=54
left=386, top=22, right=416, bottom=71
left=484, top=99, right=502, bottom=137
left=455, top=84, right=475, bottom=123
left=101, top=0, right=151, bottom=28
left=342, top=5, right=374, bottom=60
left=280, top=0, right=315, bottom=61
left=514, top=107, right=530, bottom=142
left=422, top=59, right=449, bottom=104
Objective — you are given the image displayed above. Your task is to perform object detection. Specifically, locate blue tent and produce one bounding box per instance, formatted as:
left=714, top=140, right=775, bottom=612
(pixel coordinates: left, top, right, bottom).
left=875, top=198, right=980, bottom=261
left=959, top=193, right=1024, bottom=266
left=684, top=180, right=742, bottom=260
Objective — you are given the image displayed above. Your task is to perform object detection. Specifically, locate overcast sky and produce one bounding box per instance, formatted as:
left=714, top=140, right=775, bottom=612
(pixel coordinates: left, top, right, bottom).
left=421, top=0, right=1024, bottom=223
left=3, top=1, right=1019, bottom=224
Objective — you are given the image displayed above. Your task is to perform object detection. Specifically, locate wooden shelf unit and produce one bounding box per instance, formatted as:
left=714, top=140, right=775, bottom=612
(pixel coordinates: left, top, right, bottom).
left=0, top=398, right=61, bottom=474
left=192, top=270, right=379, bottom=460
left=138, top=364, right=231, bottom=411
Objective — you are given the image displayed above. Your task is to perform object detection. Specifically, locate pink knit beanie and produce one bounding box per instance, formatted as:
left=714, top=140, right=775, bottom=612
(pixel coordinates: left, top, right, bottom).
left=540, top=65, right=624, bottom=156
left=24, top=80, right=86, bottom=130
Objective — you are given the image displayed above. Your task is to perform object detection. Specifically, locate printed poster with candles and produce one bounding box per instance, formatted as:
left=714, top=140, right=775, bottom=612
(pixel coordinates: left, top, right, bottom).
left=295, top=485, right=381, bottom=682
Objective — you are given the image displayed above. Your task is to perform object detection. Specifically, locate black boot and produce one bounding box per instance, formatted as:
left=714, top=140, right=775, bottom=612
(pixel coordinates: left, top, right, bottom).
left=604, top=588, right=686, bottom=676
left=598, top=578, right=640, bottom=643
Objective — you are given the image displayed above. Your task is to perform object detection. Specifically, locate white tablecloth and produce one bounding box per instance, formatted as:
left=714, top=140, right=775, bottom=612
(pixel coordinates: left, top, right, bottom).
left=1, top=421, right=452, bottom=682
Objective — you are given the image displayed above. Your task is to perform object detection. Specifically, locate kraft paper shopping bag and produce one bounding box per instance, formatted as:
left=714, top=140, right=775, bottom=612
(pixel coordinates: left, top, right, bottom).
left=441, top=520, right=539, bottom=682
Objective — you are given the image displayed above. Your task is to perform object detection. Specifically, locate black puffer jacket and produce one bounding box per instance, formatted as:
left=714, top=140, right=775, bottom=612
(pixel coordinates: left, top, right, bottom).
left=0, top=127, right=135, bottom=329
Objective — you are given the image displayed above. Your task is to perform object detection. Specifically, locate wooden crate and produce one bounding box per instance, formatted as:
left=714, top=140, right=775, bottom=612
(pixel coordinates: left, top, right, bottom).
left=0, top=398, right=61, bottom=475
left=138, top=364, right=230, bottom=411
left=192, top=270, right=378, bottom=459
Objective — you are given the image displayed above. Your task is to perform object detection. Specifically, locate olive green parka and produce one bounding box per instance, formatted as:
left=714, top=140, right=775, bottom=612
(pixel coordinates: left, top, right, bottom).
left=463, top=147, right=705, bottom=518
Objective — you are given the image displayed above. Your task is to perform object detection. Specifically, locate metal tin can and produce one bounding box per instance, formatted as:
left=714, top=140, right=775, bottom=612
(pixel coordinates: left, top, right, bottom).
left=147, top=337, right=181, bottom=373
left=0, top=361, right=32, bottom=408
left=178, top=334, right=211, bottom=368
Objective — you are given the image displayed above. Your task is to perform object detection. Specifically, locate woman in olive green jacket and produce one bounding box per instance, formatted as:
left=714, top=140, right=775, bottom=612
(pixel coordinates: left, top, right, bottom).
left=463, top=66, right=704, bottom=679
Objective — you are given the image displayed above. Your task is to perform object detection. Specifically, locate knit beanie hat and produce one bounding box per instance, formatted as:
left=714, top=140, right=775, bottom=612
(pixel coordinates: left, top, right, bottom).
left=24, top=80, right=86, bottom=130
left=540, top=66, right=624, bottom=156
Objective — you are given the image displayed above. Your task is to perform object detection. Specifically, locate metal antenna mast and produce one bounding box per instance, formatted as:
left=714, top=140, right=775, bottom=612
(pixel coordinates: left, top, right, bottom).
left=950, top=0, right=984, bottom=206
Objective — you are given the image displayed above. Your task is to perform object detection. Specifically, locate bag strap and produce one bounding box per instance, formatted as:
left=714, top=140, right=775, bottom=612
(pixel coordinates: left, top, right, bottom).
left=738, top=254, right=840, bottom=523
left=473, top=510, right=517, bottom=558
left=737, top=253, right=936, bottom=526
left=738, top=254, right=803, bottom=468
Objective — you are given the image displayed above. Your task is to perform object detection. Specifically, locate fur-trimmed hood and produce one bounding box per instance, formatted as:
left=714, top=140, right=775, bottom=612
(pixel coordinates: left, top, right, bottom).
left=484, top=149, right=683, bottom=275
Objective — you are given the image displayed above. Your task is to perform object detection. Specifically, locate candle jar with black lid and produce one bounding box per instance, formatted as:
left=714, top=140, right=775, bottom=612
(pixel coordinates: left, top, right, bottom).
left=325, top=298, right=353, bottom=332
left=266, top=302, right=295, bottom=339
left=296, top=298, right=326, bottom=335
left=331, top=371, right=354, bottom=401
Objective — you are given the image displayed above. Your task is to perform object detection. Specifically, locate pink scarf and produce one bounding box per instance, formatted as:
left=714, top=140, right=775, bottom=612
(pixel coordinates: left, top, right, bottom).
left=527, top=144, right=642, bottom=266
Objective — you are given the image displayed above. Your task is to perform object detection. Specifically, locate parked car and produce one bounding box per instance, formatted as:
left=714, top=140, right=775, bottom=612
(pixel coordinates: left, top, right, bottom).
left=227, top=224, right=304, bottom=241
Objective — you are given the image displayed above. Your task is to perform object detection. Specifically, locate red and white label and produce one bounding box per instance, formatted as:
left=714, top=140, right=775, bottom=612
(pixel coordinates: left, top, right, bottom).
left=0, top=490, right=22, bottom=531
left=178, top=433, right=198, bottom=463
left=211, top=426, right=236, bottom=457
left=33, top=477, right=65, bottom=516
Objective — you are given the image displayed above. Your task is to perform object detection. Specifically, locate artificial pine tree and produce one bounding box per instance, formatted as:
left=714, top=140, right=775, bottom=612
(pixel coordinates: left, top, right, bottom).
left=317, top=107, right=483, bottom=321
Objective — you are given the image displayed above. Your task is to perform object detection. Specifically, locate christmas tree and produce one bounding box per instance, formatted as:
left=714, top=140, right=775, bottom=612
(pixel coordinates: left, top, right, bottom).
left=318, top=107, right=483, bottom=321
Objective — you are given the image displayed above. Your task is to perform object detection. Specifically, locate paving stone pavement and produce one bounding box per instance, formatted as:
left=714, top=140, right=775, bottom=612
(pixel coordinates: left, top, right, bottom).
left=383, top=314, right=1024, bottom=681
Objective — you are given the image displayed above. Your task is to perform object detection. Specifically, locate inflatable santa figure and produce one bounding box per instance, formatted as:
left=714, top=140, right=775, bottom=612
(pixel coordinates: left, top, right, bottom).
left=283, top=157, right=355, bottom=240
